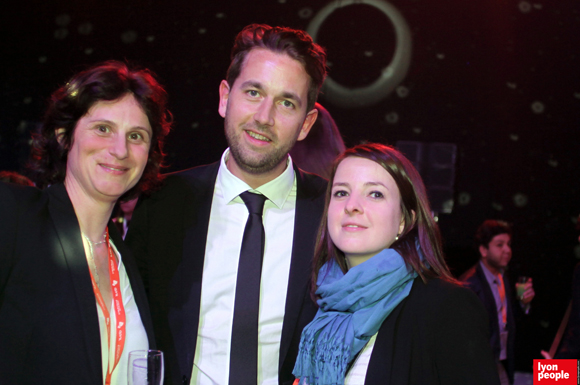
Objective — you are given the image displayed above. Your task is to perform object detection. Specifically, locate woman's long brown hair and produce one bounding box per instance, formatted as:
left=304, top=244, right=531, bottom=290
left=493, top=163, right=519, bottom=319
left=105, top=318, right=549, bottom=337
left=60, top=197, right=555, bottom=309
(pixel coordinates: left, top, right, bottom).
left=311, top=143, right=458, bottom=301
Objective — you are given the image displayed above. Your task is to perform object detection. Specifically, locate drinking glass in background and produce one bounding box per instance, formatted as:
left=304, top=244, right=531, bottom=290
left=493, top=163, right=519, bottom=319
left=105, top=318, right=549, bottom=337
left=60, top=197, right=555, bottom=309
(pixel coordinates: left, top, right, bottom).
left=515, top=276, right=530, bottom=300
left=128, top=350, right=164, bottom=385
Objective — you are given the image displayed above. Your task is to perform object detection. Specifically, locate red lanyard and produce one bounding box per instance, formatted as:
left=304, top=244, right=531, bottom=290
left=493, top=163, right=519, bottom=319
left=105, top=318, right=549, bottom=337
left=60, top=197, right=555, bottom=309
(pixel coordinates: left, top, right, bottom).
left=87, top=228, right=127, bottom=385
left=496, top=273, right=507, bottom=326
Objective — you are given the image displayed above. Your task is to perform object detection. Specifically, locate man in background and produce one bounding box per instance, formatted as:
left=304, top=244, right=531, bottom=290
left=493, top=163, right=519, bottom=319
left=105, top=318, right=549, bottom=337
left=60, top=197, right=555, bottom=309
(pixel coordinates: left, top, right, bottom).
left=461, top=220, right=535, bottom=385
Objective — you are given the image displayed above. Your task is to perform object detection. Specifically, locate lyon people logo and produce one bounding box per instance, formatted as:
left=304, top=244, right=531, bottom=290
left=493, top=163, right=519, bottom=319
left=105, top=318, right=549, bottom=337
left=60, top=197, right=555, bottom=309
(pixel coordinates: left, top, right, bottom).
left=534, top=359, right=579, bottom=384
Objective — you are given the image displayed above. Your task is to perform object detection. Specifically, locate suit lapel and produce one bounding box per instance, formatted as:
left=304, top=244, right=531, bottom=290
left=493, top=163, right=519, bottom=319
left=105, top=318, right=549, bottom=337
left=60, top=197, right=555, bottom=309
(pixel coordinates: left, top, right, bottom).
left=279, top=166, right=325, bottom=371
left=46, top=183, right=102, bottom=382
left=169, top=162, right=220, bottom=379
left=364, top=286, right=410, bottom=384
left=476, top=263, right=498, bottom=313
left=475, top=263, right=502, bottom=355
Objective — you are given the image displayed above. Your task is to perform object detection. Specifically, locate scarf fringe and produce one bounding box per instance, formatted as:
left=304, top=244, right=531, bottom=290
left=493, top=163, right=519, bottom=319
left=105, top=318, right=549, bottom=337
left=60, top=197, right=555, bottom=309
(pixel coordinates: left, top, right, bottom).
left=294, top=315, right=352, bottom=385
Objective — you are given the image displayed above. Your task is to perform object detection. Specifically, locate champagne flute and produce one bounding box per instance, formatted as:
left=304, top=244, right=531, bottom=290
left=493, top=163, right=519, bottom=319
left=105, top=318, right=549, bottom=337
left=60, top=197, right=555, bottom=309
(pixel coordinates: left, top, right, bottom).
left=128, top=350, right=164, bottom=385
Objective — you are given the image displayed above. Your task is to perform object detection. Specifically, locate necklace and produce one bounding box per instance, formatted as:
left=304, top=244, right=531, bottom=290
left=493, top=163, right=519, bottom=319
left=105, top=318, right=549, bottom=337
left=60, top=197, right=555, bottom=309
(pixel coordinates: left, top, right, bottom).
left=83, top=233, right=107, bottom=245
left=82, top=232, right=106, bottom=287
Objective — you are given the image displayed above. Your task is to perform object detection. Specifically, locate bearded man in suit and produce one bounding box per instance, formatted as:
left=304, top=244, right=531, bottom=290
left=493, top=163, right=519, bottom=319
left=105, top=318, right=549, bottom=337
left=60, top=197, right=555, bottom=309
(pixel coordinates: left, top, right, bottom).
left=127, top=24, right=328, bottom=385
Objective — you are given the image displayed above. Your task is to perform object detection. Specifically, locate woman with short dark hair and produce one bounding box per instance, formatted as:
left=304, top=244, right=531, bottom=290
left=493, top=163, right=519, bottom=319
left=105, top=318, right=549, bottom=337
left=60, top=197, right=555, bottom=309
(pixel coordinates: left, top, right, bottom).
left=0, top=60, right=171, bottom=385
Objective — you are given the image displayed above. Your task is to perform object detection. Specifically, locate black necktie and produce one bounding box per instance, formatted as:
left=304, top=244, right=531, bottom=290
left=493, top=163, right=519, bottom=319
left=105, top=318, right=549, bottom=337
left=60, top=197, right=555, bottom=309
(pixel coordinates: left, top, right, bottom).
left=229, top=191, right=267, bottom=384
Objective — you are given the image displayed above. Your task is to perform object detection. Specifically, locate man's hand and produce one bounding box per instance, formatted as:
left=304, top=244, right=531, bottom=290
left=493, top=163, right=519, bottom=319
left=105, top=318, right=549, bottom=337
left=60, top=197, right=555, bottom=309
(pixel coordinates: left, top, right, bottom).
left=519, top=278, right=535, bottom=305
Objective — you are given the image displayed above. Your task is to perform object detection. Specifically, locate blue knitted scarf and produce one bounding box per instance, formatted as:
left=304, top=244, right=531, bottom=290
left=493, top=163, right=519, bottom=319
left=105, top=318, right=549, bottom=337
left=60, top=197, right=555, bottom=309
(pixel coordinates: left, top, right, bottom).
left=292, top=248, right=417, bottom=385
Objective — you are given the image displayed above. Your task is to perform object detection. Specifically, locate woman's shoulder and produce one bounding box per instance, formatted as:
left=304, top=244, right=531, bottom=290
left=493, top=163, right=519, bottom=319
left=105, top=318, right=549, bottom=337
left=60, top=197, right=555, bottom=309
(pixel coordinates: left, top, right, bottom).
left=0, top=180, right=40, bottom=196
left=0, top=183, right=44, bottom=272
left=409, top=276, right=481, bottom=310
left=390, top=276, right=489, bottom=344
left=0, top=181, right=42, bottom=213
left=412, top=275, right=464, bottom=293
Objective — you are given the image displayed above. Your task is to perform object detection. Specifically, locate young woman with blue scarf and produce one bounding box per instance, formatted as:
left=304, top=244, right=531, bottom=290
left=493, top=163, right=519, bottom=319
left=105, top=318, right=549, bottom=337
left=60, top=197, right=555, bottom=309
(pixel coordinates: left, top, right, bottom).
left=293, top=143, right=500, bottom=385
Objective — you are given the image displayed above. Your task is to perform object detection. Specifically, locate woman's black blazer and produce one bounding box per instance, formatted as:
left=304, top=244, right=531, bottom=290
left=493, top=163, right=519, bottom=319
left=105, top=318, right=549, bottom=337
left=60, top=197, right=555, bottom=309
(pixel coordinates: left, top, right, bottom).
left=363, top=276, right=500, bottom=385
left=0, top=182, right=155, bottom=385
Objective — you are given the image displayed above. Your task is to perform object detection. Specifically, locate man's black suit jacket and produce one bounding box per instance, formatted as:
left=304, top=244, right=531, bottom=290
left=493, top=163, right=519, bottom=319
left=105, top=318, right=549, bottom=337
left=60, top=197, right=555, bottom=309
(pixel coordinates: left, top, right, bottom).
left=0, top=182, right=155, bottom=384
left=126, top=162, right=327, bottom=385
left=461, top=263, right=517, bottom=384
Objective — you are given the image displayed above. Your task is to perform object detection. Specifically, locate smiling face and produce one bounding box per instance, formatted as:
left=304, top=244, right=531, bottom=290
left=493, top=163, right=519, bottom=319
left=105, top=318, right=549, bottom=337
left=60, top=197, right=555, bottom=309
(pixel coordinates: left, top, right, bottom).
left=62, top=93, right=152, bottom=204
left=480, top=233, right=512, bottom=274
left=218, top=48, right=317, bottom=185
left=328, top=156, right=405, bottom=268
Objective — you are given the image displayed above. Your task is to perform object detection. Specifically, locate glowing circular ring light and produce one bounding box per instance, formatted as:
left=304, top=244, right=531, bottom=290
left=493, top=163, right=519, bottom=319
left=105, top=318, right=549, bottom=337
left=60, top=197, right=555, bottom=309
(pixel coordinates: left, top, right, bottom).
left=307, top=0, right=412, bottom=108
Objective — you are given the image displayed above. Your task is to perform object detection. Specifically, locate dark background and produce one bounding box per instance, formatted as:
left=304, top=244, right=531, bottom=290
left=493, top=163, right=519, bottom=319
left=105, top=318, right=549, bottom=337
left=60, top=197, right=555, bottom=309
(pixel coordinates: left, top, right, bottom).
left=1, top=0, right=579, bottom=371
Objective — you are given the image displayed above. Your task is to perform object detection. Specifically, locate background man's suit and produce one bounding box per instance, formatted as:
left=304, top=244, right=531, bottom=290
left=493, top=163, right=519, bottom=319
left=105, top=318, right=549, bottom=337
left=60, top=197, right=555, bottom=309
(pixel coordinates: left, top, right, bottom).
left=127, top=162, right=327, bottom=385
left=462, top=263, right=517, bottom=384
left=555, top=262, right=580, bottom=359
left=0, top=182, right=155, bottom=384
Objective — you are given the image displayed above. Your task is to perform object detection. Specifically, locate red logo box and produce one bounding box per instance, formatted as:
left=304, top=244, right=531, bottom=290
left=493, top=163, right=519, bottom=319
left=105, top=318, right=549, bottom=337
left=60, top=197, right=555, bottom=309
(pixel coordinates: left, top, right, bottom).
left=534, top=359, right=578, bottom=384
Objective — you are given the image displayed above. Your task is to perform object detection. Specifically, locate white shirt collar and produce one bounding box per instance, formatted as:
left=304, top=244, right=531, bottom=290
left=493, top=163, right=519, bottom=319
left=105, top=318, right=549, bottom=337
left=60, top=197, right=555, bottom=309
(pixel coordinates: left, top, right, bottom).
left=217, top=148, right=296, bottom=209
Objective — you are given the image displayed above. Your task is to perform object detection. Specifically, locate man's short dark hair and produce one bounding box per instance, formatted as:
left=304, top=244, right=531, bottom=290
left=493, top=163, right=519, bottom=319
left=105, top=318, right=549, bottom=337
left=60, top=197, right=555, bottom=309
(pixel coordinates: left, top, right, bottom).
left=29, top=60, right=172, bottom=199
left=475, top=220, right=513, bottom=249
left=225, top=24, right=327, bottom=112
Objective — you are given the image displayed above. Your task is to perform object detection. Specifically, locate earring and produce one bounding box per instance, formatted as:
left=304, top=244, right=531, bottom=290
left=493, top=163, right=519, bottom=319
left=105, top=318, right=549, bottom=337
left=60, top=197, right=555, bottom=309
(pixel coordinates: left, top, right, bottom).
left=395, top=233, right=400, bottom=241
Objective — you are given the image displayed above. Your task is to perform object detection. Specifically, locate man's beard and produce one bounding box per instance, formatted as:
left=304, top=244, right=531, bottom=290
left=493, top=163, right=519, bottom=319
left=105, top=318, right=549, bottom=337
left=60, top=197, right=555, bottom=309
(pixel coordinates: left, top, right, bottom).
left=225, top=117, right=299, bottom=175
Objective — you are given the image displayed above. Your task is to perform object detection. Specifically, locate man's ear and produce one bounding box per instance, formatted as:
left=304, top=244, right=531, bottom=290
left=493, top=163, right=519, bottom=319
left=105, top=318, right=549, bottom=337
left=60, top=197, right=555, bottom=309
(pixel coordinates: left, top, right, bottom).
left=218, top=80, right=230, bottom=118
left=296, top=108, right=318, bottom=142
left=55, top=128, right=66, bottom=145
left=479, top=245, right=488, bottom=258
